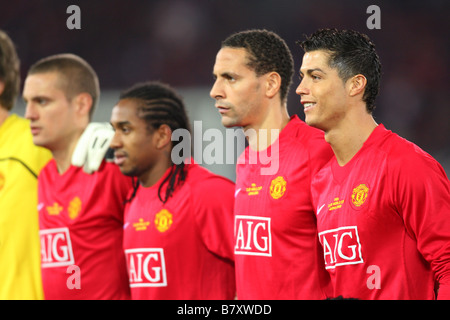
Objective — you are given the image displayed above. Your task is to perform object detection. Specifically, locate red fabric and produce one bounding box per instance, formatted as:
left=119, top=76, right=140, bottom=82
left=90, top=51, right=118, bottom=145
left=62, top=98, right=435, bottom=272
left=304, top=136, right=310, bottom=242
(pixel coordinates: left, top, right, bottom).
left=234, top=115, right=334, bottom=299
left=123, top=163, right=236, bottom=299
left=38, top=160, right=132, bottom=299
left=312, top=124, right=450, bottom=299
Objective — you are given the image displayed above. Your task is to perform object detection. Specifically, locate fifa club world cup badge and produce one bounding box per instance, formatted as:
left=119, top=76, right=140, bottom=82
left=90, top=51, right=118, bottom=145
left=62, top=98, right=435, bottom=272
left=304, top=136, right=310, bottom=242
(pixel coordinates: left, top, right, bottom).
left=351, top=183, right=369, bottom=209
left=270, top=176, right=287, bottom=200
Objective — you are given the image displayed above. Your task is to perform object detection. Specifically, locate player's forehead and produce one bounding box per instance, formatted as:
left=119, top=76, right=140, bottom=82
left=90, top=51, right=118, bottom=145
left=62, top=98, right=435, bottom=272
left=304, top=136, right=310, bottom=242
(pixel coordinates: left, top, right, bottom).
left=111, top=98, right=145, bottom=124
left=300, top=50, right=332, bottom=74
left=213, top=47, right=253, bottom=73
left=23, top=72, right=66, bottom=99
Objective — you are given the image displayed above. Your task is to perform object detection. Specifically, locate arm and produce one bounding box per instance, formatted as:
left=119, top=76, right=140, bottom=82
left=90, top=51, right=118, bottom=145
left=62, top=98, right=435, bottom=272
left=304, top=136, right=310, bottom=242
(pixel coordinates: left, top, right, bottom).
left=392, top=152, right=450, bottom=299
left=192, top=175, right=236, bottom=262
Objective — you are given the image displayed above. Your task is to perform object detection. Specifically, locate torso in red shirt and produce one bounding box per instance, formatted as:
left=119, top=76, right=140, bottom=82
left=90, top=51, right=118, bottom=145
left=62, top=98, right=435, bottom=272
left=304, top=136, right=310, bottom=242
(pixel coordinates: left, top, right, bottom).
left=234, top=115, right=334, bottom=299
left=38, top=160, right=132, bottom=299
left=123, top=163, right=236, bottom=299
left=312, top=124, right=450, bottom=299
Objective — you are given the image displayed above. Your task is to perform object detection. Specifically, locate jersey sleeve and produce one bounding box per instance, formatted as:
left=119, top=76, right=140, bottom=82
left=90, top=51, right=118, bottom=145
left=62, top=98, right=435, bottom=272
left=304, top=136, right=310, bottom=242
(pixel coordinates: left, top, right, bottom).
left=389, top=149, right=450, bottom=299
left=191, top=174, right=235, bottom=262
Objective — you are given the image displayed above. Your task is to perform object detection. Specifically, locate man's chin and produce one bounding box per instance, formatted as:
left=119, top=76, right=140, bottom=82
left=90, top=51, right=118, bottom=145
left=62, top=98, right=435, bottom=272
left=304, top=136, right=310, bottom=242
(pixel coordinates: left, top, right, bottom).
left=221, top=117, right=239, bottom=129
left=120, top=167, right=138, bottom=177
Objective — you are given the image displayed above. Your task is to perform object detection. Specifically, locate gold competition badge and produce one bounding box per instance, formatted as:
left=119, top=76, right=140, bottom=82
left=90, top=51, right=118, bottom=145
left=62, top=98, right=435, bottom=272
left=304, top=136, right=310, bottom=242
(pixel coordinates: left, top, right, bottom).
left=270, top=176, right=287, bottom=199
left=351, top=184, right=369, bottom=207
left=154, top=209, right=173, bottom=232
left=133, top=218, right=150, bottom=231
left=47, top=202, right=63, bottom=215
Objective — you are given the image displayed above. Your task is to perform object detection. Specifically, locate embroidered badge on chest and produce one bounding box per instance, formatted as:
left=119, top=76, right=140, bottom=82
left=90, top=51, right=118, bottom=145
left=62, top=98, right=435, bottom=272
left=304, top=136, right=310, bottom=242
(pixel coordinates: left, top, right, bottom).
left=269, top=176, right=286, bottom=199
left=68, top=196, right=82, bottom=219
left=351, top=183, right=370, bottom=209
left=154, top=209, right=173, bottom=232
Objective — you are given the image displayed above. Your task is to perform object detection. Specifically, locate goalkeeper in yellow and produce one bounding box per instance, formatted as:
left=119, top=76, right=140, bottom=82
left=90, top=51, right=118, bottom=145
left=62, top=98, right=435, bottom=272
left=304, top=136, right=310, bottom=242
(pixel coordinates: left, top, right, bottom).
left=0, top=30, right=51, bottom=299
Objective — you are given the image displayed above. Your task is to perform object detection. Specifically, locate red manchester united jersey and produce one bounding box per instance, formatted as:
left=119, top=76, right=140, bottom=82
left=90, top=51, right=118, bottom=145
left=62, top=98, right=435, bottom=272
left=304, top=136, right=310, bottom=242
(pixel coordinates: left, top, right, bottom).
left=234, top=115, right=334, bottom=299
left=38, top=160, right=132, bottom=299
left=312, top=124, right=450, bottom=299
left=123, top=162, right=236, bottom=299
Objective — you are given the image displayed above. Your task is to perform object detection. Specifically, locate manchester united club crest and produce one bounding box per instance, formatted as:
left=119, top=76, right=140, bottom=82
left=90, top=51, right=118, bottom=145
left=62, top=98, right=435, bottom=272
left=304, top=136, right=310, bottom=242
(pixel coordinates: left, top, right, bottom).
left=68, top=196, right=82, bottom=219
left=154, top=209, right=173, bottom=232
left=351, top=184, right=369, bottom=207
left=269, top=176, right=286, bottom=199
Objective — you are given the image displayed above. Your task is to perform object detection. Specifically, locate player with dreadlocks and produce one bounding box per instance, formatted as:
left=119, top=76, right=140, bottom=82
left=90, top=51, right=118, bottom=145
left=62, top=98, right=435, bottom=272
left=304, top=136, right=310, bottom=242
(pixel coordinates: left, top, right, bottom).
left=110, top=81, right=236, bottom=299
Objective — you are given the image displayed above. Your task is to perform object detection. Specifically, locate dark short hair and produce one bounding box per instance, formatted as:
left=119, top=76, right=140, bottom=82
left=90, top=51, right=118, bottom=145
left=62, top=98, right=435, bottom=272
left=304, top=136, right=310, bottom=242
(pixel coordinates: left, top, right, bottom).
left=297, top=28, right=381, bottom=113
left=28, top=53, right=99, bottom=119
left=222, top=29, right=294, bottom=103
left=0, top=30, right=20, bottom=111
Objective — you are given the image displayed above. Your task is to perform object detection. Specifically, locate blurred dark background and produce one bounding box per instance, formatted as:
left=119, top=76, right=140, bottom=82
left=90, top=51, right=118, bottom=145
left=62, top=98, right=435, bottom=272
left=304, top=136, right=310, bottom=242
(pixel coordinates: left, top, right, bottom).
left=2, top=0, right=449, bottom=176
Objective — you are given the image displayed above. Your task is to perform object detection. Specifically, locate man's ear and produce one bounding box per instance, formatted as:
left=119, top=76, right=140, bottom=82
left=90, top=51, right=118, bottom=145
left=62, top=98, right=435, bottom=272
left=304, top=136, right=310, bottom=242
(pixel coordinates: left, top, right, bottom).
left=73, top=92, right=93, bottom=117
left=155, top=124, right=172, bottom=149
left=348, top=74, right=367, bottom=97
left=265, top=72, right=282, bottom=99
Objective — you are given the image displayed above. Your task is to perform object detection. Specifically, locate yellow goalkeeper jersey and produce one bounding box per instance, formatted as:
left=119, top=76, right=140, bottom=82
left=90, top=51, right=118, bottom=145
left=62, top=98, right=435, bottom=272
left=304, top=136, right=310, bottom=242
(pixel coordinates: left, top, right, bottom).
left=0, top=114, right=51, bottom=299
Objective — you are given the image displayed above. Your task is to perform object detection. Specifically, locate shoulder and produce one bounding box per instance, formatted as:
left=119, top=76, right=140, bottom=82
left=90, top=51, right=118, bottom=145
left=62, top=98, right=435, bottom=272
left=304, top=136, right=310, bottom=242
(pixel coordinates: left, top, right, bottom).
left=380, top=129, right=446, bottom=177
left=185, top=163, right=235, bottom=193
left=369, top=128, right=449, bottom=199
left=284, top=116, right=334, bottom=171
left=97, top=161, right=133, bottom=183
left=285, top=116, right=332, bottom=154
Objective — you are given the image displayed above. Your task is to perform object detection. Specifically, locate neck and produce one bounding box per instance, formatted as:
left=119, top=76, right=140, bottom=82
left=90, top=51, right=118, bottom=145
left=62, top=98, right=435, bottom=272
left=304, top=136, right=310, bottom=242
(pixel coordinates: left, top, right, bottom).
left=244, top=103, right=290, bottom=151
left=325, top=113, right=378, bottom=166
left=52, top=129, right=85, bottom=174
left=139, top=152, right=173, bottom=188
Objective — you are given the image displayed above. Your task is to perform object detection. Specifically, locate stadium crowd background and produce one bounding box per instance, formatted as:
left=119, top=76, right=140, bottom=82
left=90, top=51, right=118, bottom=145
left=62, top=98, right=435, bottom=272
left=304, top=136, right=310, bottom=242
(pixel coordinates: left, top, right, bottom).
left=2, top=0, right=448, bottom=181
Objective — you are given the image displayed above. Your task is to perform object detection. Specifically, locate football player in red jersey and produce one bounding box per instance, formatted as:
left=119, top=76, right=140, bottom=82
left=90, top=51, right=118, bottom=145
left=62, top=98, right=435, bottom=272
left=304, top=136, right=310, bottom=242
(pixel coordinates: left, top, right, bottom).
left=110, top=81, right=236, bottom=299
left=297, top=28, right=450, bottom=299
left=210, top=29, right=333, bottom=299
left=23, top=54, right=131, bottom=299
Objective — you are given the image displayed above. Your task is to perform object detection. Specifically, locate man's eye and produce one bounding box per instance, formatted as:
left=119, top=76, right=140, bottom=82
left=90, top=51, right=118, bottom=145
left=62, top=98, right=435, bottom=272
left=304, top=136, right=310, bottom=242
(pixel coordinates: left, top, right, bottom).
left=225, top=75, right=235, bottom=82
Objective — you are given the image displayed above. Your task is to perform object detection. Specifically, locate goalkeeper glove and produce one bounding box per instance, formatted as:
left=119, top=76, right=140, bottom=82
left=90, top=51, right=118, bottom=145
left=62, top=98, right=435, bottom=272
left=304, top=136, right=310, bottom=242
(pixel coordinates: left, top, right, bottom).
left=71, top=122, right=114, bottom=174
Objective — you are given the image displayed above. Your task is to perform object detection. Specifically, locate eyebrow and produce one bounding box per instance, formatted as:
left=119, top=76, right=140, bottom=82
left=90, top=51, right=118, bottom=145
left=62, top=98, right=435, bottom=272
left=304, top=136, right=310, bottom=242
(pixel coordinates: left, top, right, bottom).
left=213, top=71, right=238, bottom=79
left=111, top=120, right=131, bottom=127
left=299, top=68, right=326, bottom=77
left=22, top=95, right=51, bottom=103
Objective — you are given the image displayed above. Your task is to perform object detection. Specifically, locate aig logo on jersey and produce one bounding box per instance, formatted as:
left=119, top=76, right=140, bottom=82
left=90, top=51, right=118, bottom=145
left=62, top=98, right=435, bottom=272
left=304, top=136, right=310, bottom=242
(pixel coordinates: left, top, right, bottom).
left=40, top=228, right=75, bottom=268
left=234, top=216, right=272, bottom=257
left=125, top=248, right=167, bottom=287
left=319, top=226, right=364, bottom=269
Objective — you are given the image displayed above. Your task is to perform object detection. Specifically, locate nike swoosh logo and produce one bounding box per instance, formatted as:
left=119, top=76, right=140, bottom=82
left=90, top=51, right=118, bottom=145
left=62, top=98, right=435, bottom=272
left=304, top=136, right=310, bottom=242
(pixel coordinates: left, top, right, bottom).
left=317, top=204, right=326, bottom=215
left=235, top=188, right=241, bottom=198
left=37, top=203, right=45, bottom=211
